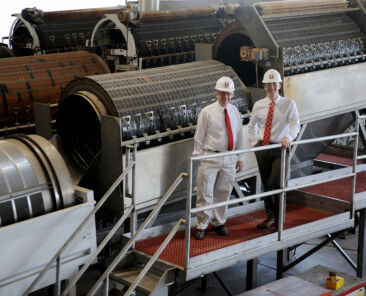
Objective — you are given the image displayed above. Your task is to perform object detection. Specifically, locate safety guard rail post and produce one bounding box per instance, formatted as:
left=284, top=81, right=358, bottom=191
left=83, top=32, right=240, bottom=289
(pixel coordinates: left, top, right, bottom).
left=354, top=114, right=366, bottom=219
left=185, top=126, right=361, bottom=271
left=24, top=145, right=137, bottom=296
left=87, top=172, right=188, bottom=296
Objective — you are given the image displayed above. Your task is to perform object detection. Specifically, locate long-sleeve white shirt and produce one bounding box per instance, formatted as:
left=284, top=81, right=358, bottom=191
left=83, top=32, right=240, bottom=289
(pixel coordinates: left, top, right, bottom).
left=248, top=96, right=300, bottom=147
left=193, top=101, right=245, bottom=161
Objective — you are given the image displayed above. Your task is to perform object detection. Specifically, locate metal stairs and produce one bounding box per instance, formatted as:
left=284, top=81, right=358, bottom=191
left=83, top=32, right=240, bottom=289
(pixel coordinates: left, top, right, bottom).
left=109, top=251, right=177, bottom=296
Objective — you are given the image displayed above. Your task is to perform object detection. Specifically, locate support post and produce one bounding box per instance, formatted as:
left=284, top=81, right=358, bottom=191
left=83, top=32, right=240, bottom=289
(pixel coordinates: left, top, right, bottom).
left=276, top=249, right=284, bottom=280
left=246, top=258, right=258, bottom=290
left=357, top=209, right=366, bottom=278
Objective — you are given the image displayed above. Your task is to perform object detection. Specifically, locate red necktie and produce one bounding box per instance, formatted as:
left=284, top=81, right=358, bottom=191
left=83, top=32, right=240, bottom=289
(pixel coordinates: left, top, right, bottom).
left=262, top=101, right=275, bottom=145
left=224, top=108, right=234, bottom=151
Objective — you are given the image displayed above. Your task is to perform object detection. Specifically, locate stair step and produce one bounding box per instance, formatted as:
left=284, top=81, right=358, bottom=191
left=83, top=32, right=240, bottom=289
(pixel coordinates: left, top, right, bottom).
left=111, top=266, right=161, bottom=294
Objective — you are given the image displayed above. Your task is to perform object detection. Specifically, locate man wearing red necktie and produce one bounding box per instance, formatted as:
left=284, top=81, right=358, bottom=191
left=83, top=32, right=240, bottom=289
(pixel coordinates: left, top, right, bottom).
left=248, top=69, right=300, bottom=229
left=193, top=76, right=245, bottom=240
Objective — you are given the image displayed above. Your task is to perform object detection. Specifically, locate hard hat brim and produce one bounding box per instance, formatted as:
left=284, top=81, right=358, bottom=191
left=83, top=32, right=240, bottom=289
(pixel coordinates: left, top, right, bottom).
left=215, top=87, right=235, bottom=93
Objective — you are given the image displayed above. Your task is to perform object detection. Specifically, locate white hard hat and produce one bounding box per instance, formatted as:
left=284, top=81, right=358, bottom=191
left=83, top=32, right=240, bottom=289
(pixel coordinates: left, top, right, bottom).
left=215, top=76, right=235, bottom=93
left=262, top=69, right=282, bottom=83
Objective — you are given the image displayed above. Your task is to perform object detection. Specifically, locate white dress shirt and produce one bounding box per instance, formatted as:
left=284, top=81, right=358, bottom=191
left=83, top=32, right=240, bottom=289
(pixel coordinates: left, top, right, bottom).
left=193, top=101, right=245, bottom=161
left=248, top=96, right=300, bottom=146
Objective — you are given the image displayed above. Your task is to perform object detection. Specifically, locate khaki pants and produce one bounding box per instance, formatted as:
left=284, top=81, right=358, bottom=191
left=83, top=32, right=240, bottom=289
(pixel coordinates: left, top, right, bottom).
left=195, top=153, right=237, bottom=230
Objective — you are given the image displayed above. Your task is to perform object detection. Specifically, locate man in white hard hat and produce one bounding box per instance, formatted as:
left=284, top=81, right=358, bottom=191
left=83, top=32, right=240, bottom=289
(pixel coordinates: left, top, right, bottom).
left=248, top=69, right=300, bottom=229
left=192, top=76, right=245, bottom=240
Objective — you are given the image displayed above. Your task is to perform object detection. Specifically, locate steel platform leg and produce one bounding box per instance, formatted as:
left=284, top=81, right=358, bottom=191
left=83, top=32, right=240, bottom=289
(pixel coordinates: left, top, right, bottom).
left=276, top=250, right=284, bottom=280
left=246, top=258, right=258, bottom=290
left=357, top=209, right=366, bottom=278
left=199, top=275, right=208, bottom=292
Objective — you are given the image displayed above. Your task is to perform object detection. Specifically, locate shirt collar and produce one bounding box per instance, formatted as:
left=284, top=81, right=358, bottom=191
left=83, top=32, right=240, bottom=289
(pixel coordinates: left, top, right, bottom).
left=215, top=100, right=228, bottom=112
left=266, top=95, right=282, bottom=105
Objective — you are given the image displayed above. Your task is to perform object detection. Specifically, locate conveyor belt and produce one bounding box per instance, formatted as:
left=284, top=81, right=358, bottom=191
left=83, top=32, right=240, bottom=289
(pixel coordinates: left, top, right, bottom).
left=135, top=204, right=332, bottom=267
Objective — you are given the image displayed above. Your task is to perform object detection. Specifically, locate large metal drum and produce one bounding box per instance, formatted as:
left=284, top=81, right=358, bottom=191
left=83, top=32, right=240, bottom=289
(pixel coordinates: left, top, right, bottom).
left=0, top=51, right=109, bottom=128
left=56, top=60, right=249, bottom=169
left=0, top=134, right=75, bottom=226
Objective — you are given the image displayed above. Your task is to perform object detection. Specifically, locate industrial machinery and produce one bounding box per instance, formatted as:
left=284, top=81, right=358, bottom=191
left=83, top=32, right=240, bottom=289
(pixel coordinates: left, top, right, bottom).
left=56, top=60, right=253, bottom=213
left=213, top=0, right=366, bottom=177
left=50, top=1, right=366, bottom=295
left=9, top=5, right=225, bottom=72
left=0, top=134, right=97, bottom=295
left=0, top=51, right=109, bottom=132
left=4, top=1, right=366, bottom=295
left=9, top=6, right=123, bottom=56
left=0, top=44, right=14, bottom=58
left=90, top=7, right=225, bottom=71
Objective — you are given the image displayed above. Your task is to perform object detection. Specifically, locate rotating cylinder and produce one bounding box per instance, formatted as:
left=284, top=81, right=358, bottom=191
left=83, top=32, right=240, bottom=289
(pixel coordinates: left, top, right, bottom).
left=10, top=7, right=122, bottom=56
left=57, top=60, right=249, bottom=169
left=0, top=134, right=75, bottom=227
left=91, top=8, right=224, bottom=71
left=0, top=51, right=109, bottom=128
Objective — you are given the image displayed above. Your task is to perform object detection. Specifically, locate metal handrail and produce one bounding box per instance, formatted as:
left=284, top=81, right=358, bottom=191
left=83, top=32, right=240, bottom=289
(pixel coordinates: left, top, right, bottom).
left=61, top=205, right=135, bottom=296
left=124, top=218, right=186, bottom=296
left=87, top=172, right=188, bottom=296
left=185, top=117, right=362, bottom=269
left=24, top=149, right=136, bottom=296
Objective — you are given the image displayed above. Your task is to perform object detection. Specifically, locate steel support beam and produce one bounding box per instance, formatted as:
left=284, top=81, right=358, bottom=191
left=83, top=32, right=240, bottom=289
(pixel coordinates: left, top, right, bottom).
left=358, top=209, right=366, bottom=278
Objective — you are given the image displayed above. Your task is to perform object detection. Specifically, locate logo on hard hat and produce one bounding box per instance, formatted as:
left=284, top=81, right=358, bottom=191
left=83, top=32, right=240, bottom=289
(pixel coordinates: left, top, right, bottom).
left=224, top=81, right=229, bottom=87
left=269, top=74, right=274, bottom=79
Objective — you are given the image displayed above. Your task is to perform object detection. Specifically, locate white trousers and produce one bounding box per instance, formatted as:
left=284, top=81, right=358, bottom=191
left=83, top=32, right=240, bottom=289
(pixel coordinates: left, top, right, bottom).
left=195, top=153, right=237, bottom=230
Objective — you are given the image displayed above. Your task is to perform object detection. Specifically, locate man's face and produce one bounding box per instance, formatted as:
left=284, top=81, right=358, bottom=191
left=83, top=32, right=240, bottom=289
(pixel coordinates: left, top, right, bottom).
left=216, top=91, right=233, bottom=107
left=264, top=82, right=281, bottom=99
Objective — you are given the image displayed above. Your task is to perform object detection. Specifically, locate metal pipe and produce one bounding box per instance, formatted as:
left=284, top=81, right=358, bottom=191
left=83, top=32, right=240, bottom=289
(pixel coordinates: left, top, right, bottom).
left=278, top=148, right=287, bottom=241
left=191, top=131, right=358, bottom=161
left=185, top=159, right=193, bottom=269
left=139, top=7, right=216, bottom=22
left=352, top=115, right=360, bottom=219
left=191, top=171, right=356, bottom=214
left=130, top=145, right=137, bottom=246
left=328, top=234, right=358, bottom=271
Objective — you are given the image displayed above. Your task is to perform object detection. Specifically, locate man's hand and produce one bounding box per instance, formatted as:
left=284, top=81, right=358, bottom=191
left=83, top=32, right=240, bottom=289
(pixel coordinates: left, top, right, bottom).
left=236, top=161, right=243, bottom=172
left=280, top=137, right=291, bottom=149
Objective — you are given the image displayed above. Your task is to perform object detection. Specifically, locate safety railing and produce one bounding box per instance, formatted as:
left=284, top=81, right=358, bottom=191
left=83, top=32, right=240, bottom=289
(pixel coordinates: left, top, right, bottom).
left=184, top=113, right=366, bottom=270
left=87, top=172, right=187, bottom=296
left=123, top=218, right=186, bottom=296
left=24, top=145, right=137, bottom=296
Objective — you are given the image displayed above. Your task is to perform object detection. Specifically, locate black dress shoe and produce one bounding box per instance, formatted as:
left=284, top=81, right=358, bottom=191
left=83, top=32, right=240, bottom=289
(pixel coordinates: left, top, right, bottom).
left=257, top=218, right=275, bottom=229
left=212, top=225, right=229, bottom=236
left=194, top=229, right=206, bottom=240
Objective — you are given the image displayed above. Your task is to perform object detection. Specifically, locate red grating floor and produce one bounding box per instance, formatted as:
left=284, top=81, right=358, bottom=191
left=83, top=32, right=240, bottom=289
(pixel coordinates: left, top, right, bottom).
left=301, top=172, right=366, bottom=202
left=135, top=203, right=332, bottom=267
left=315, top=153, right=361, bottom=166
left=303, top=153, right=366, bottom=202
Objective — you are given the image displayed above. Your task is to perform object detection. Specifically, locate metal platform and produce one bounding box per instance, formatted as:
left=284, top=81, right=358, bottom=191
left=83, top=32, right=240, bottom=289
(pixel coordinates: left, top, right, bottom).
left=135, top=203, right=332, bottom=268
left=301, top=153, right=366, bottom=209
